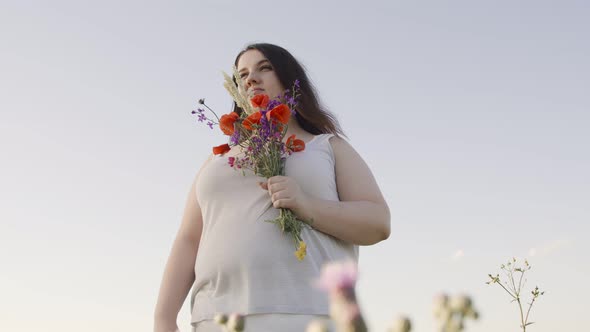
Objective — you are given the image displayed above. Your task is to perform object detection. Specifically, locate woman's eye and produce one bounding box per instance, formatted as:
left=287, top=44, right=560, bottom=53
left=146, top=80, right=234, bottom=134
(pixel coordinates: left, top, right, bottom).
left=261, top=65, right=272, bottom=71
left=240, top=73, right=248, bottom=78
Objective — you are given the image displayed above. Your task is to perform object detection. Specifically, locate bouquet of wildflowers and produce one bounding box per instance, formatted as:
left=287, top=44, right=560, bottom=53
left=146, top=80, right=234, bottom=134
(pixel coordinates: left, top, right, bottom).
left=192, top=67, right=310, bottom=261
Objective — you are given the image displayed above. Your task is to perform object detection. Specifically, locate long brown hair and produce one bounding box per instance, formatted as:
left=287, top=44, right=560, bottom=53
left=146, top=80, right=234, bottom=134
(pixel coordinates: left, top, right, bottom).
left=233, top=43, right=345, bottom=137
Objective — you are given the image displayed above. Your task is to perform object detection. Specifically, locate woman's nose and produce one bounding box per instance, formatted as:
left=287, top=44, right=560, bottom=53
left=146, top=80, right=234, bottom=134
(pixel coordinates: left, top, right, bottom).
left=245, top=72, right=259, bottom=86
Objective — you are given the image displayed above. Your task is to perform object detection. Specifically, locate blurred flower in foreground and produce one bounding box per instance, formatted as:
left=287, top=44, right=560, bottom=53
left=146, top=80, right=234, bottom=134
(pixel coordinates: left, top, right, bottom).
left=227, top=313, right=245, bottom=331
left=433, top=293, right=479, bottom=332
left=387, top=315, right=412, bottom=332
left=315, top=260, right=358, bottom=294
left=213, top=312, right=244, bottom=332
left=315, top=260, right=367, bottom=332
left=433, top=293, right=450, bottom=318
left=213, top=313, right=228, bottom=325
left=305, top=318, right=329, bottom=332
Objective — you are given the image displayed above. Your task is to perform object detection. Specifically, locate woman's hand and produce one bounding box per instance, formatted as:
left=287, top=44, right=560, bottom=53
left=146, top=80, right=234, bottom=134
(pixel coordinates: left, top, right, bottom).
left=259, top=175, right=309, bottom=210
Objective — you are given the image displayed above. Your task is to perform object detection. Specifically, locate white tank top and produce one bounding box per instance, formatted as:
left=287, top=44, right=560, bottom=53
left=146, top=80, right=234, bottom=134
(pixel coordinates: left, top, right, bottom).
left=190, top=133, right=359, bottom=324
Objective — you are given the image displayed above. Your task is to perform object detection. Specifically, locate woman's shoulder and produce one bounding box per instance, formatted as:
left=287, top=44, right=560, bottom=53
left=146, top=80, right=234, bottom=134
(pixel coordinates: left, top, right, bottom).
left=327, top=134, right=363, bottom=162
left=326, top=134, right=349, bottom=149
left=194, top=153, right=215, bottom=181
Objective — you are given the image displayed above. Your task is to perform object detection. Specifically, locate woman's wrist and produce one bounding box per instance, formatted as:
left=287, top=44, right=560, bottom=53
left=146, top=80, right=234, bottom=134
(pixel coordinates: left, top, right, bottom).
left=294, top=194, right=316, bottom=225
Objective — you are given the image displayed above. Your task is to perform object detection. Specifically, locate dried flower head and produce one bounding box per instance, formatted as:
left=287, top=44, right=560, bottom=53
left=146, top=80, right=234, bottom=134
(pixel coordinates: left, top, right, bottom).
left=222, top=68, right=255, bottom=115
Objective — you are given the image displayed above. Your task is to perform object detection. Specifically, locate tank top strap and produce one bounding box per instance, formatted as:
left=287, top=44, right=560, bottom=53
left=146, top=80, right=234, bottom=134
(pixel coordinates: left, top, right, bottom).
left=309, top=133, right=335, bottom=146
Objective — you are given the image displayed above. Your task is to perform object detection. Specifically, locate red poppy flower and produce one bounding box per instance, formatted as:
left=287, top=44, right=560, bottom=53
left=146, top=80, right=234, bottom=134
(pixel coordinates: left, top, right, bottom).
left=219, top=112, right=239, bottom=135
left=213, top=143, right=231, bottom=155
left=266, top=104, right=291, bottom=124
left=243, top=111, right=262, bottom=130
left=250, top=94, right=270, bottom=109
left=286, top=134, right=305, bottom=152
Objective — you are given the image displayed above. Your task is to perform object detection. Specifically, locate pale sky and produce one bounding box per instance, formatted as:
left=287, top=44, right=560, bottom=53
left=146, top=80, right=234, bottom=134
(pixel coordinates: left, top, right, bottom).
left=1, top=1, right=589, bottom=331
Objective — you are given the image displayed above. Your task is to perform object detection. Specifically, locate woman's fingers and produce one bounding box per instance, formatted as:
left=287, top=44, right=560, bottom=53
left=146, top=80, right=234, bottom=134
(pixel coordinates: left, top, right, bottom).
left=259, top=180, right=279, bottom=198
left=268, top=175, right=288, bottom=184
left=259, top=177, right=299, bottom=209
left=272, top=190, right=290, bottom=202
left=269, top=181, right=288, bottom=193
left=259, top=179, right=288, bottom=193
left=273, top=198, right=294, bottom=209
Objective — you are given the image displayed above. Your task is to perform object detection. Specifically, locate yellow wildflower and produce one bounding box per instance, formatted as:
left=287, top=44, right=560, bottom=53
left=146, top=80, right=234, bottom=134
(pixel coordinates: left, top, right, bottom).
left=295, top=241, right=307, bottom=261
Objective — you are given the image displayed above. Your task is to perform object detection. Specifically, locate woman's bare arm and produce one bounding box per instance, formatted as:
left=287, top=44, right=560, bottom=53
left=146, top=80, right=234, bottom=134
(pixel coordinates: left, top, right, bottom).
left=298, top=136, right=390, bottom=245
left=265, top=137, right=390, bottom=245
left=153, top=156, right=212, bottom=331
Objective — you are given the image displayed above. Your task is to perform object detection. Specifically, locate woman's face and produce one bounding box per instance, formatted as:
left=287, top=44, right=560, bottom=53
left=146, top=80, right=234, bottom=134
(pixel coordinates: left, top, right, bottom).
left=237, top=49, right=284, bottom=100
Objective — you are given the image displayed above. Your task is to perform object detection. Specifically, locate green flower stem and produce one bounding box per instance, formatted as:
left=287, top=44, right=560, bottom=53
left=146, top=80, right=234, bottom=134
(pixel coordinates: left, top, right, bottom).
left=524, top=297, right=536, bottom=328
left=203, top=103, right=221, bottom=122
left=495, top=280, right=516, bottom=298
left=488, top=259, right=544, bottom=332
left=516, top=297, right=526, bottom=331
left=517, top=270, right=525, bottom=296
left=509, top=268, right=518, bottom=296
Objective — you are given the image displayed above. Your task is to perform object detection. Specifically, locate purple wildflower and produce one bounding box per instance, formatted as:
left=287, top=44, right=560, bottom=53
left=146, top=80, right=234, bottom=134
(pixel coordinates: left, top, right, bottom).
left=207, top=121, right=214, bottom=129
left=230, top=130, right=240, bottom=145
left=294, top=79, right=300, bottom=88
left=197, top=113, right=206, bottom=122
left=228, top=157, right=235, bottom=167
left=267, top=99, right=281, bottom=110
left=258, top=111, right=272, bottom=141
left=251, top=136, right=264, bottom=155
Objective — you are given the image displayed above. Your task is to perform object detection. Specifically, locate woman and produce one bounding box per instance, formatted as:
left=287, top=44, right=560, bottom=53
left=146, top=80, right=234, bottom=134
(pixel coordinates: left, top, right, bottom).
left=154, top=43, right=390, bottom=332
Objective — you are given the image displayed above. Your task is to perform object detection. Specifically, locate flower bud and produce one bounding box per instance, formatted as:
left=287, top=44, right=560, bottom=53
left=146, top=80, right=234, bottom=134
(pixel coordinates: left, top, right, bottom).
left=388, top=315, right=412, bottom=332
left=464, top=307, right=479, bottom=320
left=449, top=294, right=472, bottom=315
left=432, top=293, right=449, bottom=317
left=447, top=318, right=464, bottom=332
left=435, top=307, right=452, bottom=327
left=305, top=319, right=329, bottom=332
left=227, top=313, right=245, bottom=332
left=213, top=313, right=228, bottom=325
